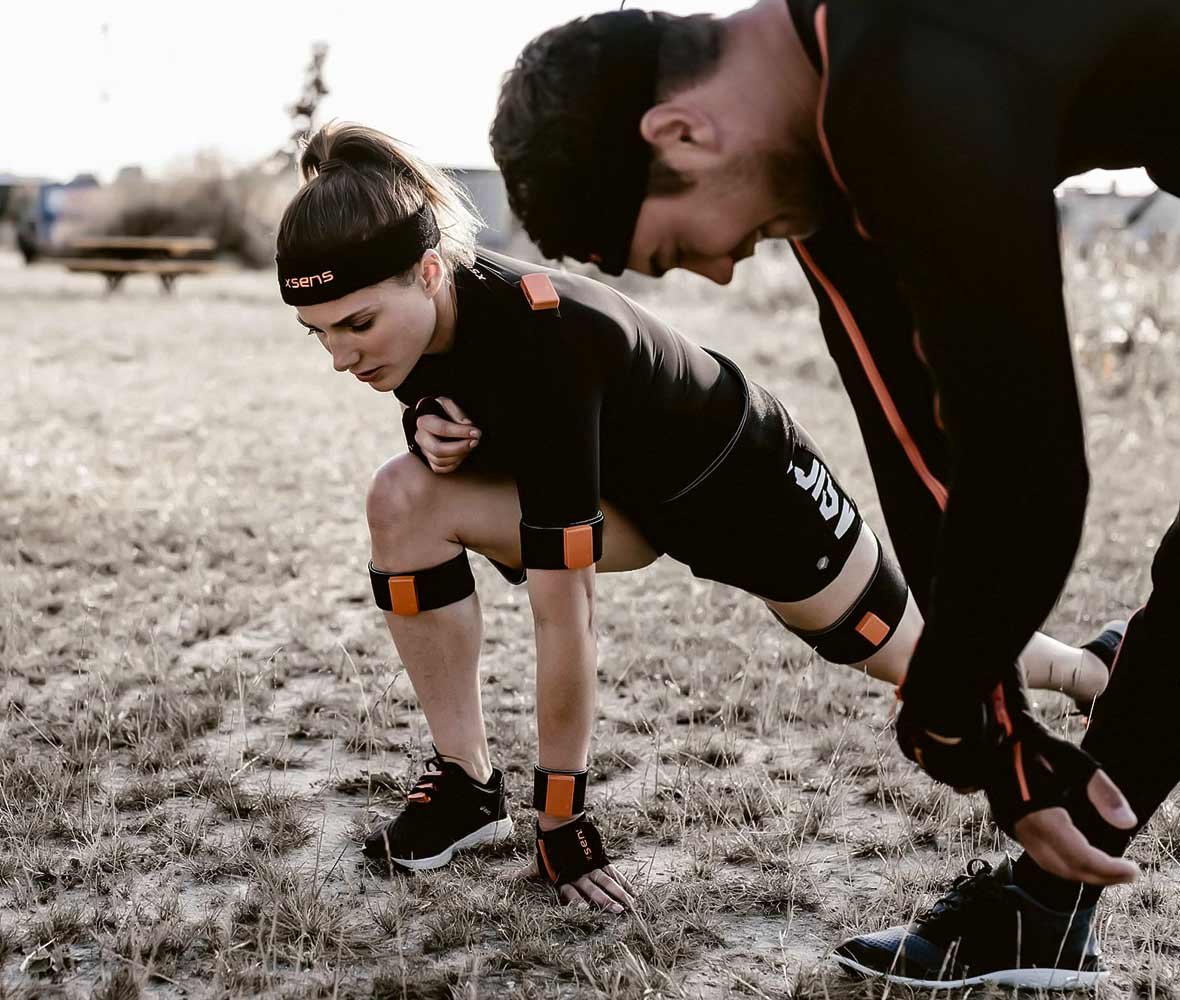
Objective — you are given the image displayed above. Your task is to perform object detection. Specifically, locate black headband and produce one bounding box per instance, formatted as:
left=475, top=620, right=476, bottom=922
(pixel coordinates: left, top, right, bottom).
left=276, top=204, right=441, bottom=306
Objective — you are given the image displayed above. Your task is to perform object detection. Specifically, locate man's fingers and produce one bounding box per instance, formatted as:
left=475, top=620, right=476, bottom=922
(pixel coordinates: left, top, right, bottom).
left=435, top=396, right=472, bottom=425
left=1087, top=770, right=1137, bottom=830
left=418, top=413, right=481, bottom=441
left=1014, top=807, right=1139, bottom=886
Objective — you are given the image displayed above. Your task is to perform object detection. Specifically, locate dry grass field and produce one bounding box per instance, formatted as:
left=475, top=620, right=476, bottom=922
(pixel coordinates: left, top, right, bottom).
left=1, top=235, right=1178, bottom=999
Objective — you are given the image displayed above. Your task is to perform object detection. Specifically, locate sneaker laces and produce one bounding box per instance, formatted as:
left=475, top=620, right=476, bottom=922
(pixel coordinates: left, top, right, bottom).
left=405, top=754, right=449, bottom=806
left=916, top=858, right=1008, bottom=929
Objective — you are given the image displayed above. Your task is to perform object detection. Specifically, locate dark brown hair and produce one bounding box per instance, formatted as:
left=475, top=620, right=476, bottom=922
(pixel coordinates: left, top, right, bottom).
left=277, top=122, right=480, bottom=279
left=492, top=13, right=724, bottom=205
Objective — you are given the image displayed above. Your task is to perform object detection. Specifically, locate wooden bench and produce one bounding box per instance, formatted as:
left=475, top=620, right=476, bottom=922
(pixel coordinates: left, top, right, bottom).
left=61, top=236, right=219, bottom=292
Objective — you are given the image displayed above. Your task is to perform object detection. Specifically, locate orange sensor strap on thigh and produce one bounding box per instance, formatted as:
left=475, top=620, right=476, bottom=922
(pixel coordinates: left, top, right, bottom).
left=519, top=512, right=604, bottom=570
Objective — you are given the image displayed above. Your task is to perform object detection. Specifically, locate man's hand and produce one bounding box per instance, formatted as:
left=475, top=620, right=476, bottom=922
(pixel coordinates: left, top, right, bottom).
left=898, top=676, right=1139, bottom=885
left=415, top=396, right=481, bottom=473
left=1014, top=772, right=1138, bottom=885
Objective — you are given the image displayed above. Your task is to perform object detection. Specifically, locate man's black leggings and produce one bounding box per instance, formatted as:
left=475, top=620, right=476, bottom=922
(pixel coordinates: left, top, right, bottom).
left=1012, top=505, right=1180, bottom=905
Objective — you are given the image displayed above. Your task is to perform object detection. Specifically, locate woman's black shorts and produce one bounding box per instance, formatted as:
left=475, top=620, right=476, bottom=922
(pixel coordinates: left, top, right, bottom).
left=630, top=356, right=863, bottom=604
left=489, top=353, right=863, bottom=605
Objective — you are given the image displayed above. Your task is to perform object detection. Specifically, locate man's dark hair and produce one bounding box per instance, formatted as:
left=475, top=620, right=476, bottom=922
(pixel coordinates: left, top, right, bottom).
left=655, top=15, right=725, bottom=106
left=490, top=11, right=723, bottom=272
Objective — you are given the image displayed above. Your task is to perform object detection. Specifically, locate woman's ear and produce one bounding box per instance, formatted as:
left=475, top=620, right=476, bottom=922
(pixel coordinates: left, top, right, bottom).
left=638, top=101, right=721, bottom=172
left=419, top=249, right=446, bottom=297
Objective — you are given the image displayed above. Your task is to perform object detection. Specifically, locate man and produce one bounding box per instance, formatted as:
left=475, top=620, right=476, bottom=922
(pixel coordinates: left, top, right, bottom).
left=488, top=0, right=1179, bottom=987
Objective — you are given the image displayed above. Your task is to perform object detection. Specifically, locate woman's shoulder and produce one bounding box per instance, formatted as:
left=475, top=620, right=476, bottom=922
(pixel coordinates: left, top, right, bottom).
left=460, top=249, right=633, bottom=350
left=471, top=250, right=623, bottom=317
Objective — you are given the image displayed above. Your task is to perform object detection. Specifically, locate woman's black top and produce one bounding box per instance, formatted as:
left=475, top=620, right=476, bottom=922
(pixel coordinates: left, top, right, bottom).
left=394, top=251, right=746, bottom=554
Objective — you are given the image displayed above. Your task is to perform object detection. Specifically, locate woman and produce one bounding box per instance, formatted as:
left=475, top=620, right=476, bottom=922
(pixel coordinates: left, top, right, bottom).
left=275, top=123, right=1119, bottom=914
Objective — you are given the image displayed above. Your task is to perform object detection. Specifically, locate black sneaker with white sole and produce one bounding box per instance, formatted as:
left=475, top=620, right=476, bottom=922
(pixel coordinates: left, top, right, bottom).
left=833, top=857, right=1106, bottom=989
left=363, top=754, right=513, bottom=871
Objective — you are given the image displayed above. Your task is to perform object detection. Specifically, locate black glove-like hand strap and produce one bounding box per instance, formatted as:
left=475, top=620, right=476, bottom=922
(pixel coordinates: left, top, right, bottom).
left=535, top=816, right=610, bottom=886
left=898, top=677, right=1101, bottom=835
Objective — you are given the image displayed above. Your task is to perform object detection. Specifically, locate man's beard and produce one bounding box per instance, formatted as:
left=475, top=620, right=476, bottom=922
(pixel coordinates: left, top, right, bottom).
left=765, top=147, right=832, bottom=234
left=712, top=144, right=831, bottom=237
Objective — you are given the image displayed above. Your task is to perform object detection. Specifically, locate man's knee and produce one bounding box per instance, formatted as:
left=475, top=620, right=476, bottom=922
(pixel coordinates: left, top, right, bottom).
left=366, top=453, right=435, bottom=534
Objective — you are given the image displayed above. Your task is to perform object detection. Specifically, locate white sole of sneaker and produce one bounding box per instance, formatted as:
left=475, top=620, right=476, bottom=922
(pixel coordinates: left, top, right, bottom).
left=832, top=952, right=1107, bottom=989
left=388, top=816, right=515, bottom=871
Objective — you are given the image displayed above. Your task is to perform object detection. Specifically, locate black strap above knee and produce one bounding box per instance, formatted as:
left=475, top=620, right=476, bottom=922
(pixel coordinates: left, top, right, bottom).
left=369, top=550, right=475, bottom=616
left=520, top=511, right=604, bottom=570
left=790, top=546, right=909, bottom=664
left=535, top=817, right=610, bottom=886
left=533, top=765, right=588, bottom=818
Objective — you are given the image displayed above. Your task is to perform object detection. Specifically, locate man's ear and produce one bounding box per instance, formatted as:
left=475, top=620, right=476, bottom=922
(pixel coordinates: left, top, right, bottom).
left=639, top=101, right=721, bottom=170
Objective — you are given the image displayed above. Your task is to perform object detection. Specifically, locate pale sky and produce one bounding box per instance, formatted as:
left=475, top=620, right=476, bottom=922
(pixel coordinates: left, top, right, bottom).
left=8, top=0, right=750, bottom=182
left=8, top=0, right=1155, bottom=194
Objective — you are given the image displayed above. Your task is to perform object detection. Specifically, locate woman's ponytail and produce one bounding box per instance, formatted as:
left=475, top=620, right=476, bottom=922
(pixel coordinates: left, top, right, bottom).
left=278, top=121, right=481, bottom=276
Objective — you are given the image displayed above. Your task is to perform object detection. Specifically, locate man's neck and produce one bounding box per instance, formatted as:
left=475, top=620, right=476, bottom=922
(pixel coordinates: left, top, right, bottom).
left=718, top=0, right=820, bottom=152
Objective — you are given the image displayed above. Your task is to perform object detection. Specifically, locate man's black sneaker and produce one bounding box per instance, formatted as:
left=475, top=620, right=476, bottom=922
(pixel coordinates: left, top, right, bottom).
left=833, top=857, right=1106, bottom=989
left=363, top=754, right=513, bottom=871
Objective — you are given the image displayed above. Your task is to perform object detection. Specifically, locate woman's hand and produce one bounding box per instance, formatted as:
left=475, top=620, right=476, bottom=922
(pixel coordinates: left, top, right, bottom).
left=515, top=855, right=638, bottom=914
left=415, top=396, right=481, bottom=474
left=556, top=862, right=637, bottom=913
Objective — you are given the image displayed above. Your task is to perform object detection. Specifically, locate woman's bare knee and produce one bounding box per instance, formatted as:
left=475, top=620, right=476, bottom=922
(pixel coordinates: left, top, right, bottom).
left=366, top=453, right=435, bottom=534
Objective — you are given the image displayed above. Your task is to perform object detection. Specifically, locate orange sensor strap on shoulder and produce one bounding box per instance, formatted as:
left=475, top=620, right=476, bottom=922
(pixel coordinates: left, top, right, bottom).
left=520, top=273, right=560, bottom=311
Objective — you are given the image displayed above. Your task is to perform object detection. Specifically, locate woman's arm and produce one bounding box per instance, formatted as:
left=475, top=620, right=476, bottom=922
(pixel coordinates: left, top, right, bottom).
left=526, top=564, right=635, bottom=912
left=527, top=565, right=597, bottom=825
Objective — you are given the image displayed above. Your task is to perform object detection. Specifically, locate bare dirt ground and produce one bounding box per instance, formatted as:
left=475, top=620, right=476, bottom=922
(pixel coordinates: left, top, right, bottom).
left=1, top=238, right=1178, bottom=999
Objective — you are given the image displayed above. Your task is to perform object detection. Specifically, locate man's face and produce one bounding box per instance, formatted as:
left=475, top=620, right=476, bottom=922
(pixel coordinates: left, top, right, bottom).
left=627, top=146, right=826, bottom=284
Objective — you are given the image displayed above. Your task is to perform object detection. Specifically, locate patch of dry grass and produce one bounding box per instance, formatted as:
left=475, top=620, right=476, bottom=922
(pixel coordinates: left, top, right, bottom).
left=1, top=235, right=1178, bottom=996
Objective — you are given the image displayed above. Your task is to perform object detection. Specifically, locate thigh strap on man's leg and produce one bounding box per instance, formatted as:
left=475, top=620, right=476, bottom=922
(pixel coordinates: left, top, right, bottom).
left=788, top=546, right=909, bottom=664
left=369, top=550, right=475, bottom=615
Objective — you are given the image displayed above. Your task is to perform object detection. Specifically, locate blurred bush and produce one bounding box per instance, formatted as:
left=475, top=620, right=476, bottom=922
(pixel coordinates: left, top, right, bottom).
left=79, top=153, right=296, bottom=269
left=1065, top=229, right=1180, bottom=398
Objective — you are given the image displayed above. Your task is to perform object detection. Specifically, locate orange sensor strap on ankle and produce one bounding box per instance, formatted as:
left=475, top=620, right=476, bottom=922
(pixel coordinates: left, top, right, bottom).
left=532, top=765, right=588, bottom=818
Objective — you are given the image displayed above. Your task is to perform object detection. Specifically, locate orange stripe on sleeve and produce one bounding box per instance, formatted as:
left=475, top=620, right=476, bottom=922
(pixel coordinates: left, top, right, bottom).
left=792, top=241, right=950, bottom=511
left=1013, top=742, right=1031, bottom=802
left=813, top=5, right=870, bottom=239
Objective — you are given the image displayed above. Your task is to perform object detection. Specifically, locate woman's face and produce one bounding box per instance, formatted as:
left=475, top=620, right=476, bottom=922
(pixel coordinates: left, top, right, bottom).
left=295, top=256, right=446, bottom=392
